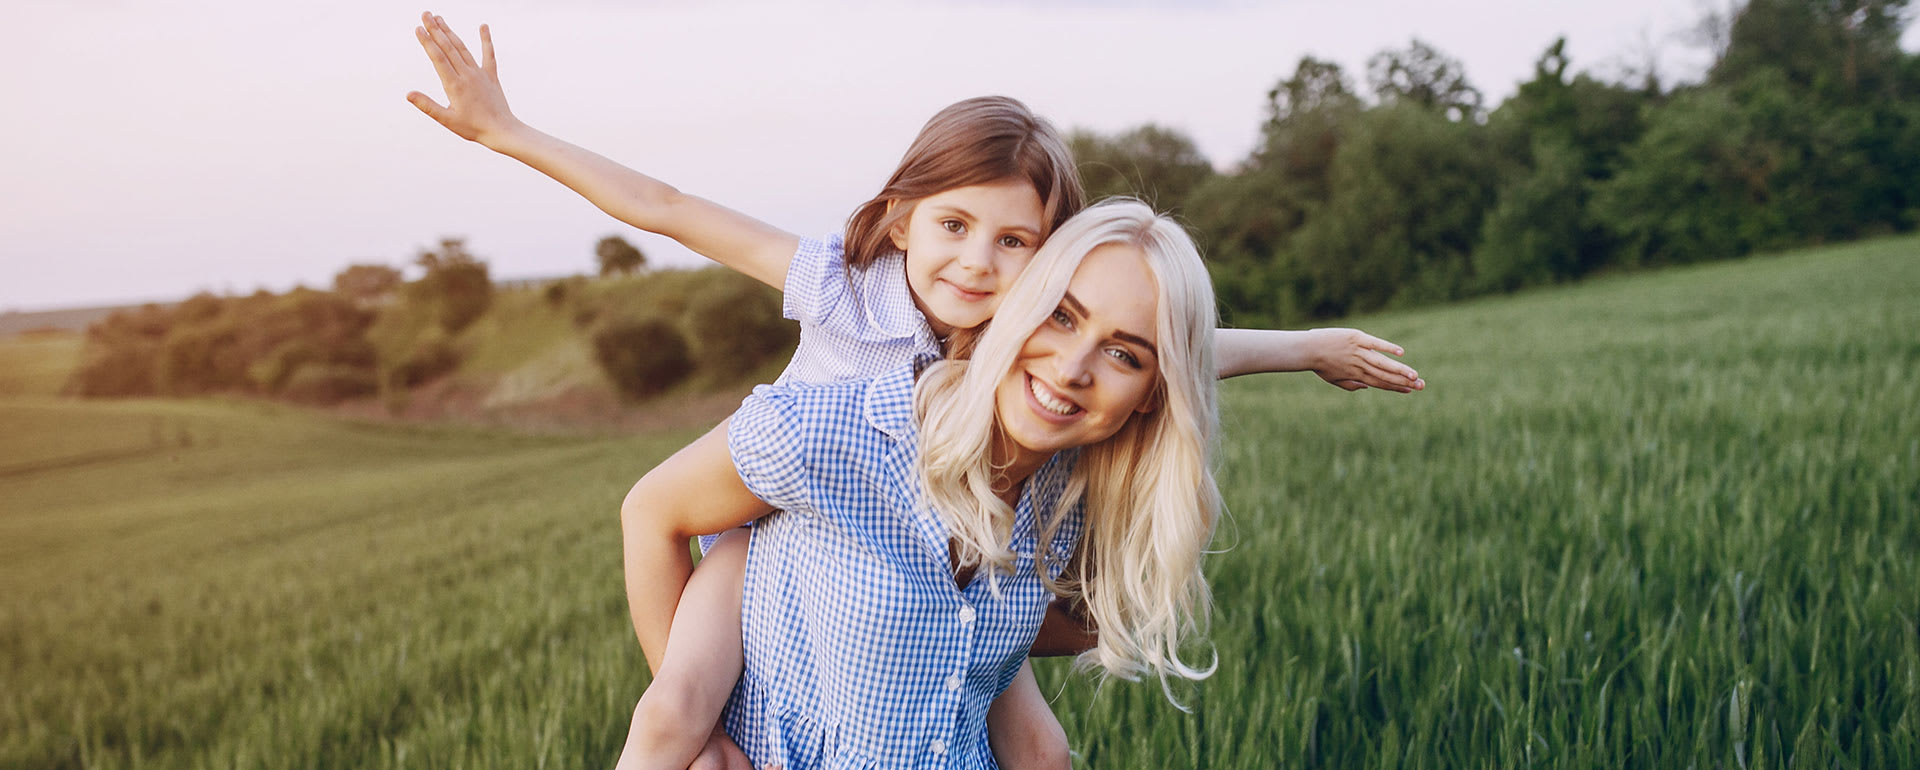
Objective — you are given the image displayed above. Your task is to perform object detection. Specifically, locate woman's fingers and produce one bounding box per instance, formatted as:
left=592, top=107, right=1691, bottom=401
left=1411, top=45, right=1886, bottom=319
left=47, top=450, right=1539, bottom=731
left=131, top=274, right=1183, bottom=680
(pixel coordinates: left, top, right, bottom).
left=1361, top=349, right=1419, bottom=384
left=1355, top=331, right=1406, bottom=358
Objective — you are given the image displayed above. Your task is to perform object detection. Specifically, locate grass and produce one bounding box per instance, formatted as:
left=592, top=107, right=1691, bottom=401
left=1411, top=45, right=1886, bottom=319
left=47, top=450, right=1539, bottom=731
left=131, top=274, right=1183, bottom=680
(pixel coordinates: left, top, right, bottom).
left=3, top=234, right=1917, bottom=768
left=0, top=332, right=81, bottom=398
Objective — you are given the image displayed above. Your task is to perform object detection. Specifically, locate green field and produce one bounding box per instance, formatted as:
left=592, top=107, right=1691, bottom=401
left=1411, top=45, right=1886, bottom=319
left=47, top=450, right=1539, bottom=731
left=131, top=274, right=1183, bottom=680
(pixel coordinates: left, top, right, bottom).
left=4, top=235, right=1917, bottom=768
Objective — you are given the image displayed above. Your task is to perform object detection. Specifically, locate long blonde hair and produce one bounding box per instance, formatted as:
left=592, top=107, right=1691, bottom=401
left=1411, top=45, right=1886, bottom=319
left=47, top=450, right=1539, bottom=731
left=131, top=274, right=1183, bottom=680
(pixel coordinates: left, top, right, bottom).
left=913, top=199, right=1222, bottom=693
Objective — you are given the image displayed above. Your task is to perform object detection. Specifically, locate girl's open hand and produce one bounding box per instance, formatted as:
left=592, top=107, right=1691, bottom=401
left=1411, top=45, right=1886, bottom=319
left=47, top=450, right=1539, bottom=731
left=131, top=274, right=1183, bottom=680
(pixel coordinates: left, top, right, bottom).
left=1308, top=328, right=1424, bottom=393
left=406, top=12, right=518, bottom=146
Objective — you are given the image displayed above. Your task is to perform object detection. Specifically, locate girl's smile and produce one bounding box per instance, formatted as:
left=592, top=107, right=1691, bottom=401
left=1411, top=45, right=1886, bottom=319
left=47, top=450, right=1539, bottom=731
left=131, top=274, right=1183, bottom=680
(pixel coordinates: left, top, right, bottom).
left=889, top=178, right=1045, bottom=337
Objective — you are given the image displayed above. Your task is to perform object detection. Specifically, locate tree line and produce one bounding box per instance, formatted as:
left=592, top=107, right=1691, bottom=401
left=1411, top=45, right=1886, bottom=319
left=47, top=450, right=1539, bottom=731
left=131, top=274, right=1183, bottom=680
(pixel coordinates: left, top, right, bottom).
left=66, top=236, right=794, bottom=406
left=1072, top=0, right=1920, bottom=326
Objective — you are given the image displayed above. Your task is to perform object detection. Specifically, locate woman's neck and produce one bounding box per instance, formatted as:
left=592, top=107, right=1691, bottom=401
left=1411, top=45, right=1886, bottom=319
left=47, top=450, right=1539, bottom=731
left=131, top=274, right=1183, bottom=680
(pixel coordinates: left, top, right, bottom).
left=988, top=435, right=1051, bottom=507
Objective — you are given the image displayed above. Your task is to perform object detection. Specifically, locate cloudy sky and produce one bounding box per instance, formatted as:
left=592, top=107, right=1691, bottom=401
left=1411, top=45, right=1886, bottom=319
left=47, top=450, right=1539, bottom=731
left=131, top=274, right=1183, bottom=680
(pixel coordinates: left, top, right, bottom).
left=5, top=0, right=1901, bottom=312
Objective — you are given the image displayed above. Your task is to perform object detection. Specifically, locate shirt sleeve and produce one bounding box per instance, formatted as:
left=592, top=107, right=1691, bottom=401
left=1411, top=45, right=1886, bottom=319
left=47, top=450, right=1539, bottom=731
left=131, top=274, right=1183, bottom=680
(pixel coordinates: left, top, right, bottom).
left=728, top=384, right=814, bottom=516
left=781, top=234, right=848, bottom=327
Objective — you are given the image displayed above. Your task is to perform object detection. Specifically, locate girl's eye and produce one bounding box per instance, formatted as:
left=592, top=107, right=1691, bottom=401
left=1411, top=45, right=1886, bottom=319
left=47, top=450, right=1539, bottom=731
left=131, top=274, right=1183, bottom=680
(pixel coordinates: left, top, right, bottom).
left=1049, top=308, right=1072, bottom=328
left=942, top=219, right=965, bottom=234
left=1106, top=347, right=1142, bottom=369
left=998, top=235, right=1028, bottom=249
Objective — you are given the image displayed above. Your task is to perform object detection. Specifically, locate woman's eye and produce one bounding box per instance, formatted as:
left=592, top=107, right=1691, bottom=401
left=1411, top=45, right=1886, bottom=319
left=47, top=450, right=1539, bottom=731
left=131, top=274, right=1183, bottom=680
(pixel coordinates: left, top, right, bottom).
left=942, top=220, right=965, bottom=234
left=1107, top=348, right=1141, bottom=369
left=1049, top=309, right=1072, bottom=328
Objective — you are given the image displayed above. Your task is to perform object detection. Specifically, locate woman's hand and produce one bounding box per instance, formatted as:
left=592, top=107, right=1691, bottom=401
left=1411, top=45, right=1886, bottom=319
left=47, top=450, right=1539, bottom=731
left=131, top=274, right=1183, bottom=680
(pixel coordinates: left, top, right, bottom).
left=1305, top=327, right=1423, bottom=392
left=407, top=12, right=521, bottom=147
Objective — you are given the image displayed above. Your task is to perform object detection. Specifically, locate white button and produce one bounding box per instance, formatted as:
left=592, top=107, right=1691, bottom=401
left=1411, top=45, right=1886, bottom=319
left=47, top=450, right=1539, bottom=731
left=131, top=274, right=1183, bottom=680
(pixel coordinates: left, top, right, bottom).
left=930, top=739, right=947, bottom=755
left=945, top=674, right=961, bottom=691
left=958, top=605, right=976, bottom=623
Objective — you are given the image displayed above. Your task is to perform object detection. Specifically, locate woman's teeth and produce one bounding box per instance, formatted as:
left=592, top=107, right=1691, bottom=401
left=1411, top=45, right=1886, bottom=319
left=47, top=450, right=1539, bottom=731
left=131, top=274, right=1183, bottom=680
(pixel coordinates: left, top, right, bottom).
left=1030, top=375, right=1079, bottom=415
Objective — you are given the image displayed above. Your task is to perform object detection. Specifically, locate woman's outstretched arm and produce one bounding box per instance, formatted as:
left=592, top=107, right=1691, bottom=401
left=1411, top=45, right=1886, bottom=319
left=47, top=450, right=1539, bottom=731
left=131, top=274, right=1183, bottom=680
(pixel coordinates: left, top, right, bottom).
left=1214, top=327, right=1425, bottom=392
left=407, top=13, right=797, bottom=289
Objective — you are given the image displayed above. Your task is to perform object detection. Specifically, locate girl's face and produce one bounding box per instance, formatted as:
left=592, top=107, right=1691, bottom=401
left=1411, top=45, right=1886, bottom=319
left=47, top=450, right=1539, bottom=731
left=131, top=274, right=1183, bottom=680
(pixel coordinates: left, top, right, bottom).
left=993, top=242, right=1161, bottom=466
left=889, top=178, right=1046, bottom=338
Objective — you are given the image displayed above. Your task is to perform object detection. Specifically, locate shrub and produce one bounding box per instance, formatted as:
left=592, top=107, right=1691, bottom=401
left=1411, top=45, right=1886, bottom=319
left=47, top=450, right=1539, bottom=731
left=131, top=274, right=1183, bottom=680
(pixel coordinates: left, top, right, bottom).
left=279, top=364, right=378, bottom=405
left=591, top=316, right=694, bottom=400
left=683, top=274, right=796, bottom=378
left=392, top=337, right=463, bottom=387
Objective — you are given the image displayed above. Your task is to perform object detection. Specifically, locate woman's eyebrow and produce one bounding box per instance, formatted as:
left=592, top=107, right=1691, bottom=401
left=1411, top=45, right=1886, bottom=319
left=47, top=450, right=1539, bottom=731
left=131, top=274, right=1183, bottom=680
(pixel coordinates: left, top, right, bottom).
left=1114, top=330, right=1157, bottom=358
left=1062, top=292, right=1158, bottom=358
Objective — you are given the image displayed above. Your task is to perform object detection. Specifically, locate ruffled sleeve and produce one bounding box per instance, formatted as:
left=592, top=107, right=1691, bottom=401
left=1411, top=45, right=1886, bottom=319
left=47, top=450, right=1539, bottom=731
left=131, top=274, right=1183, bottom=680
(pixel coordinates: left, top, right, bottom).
left=780, top=235, right=847, bottom=327
left=727, top=385, right=814, bottom=517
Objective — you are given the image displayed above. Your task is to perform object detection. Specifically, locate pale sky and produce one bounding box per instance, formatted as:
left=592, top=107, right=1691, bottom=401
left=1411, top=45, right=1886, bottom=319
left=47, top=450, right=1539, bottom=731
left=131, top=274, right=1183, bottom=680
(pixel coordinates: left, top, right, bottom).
left=5, top=0, right=1898, bottom=312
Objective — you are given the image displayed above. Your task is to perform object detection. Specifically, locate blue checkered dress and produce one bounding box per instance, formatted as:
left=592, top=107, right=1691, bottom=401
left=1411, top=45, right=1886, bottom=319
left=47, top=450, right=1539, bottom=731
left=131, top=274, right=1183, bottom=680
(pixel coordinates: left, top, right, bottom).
left=774, top=234, right=941, bottom=386
left=723, top=360, right=1084, bottom=769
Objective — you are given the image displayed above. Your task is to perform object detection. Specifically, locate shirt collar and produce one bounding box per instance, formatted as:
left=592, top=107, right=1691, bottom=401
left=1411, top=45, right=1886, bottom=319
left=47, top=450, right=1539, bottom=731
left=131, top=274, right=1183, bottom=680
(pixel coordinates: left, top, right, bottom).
left=860, top=354, right=936, bottom=440
left=857, top=251, right=938, bottom=346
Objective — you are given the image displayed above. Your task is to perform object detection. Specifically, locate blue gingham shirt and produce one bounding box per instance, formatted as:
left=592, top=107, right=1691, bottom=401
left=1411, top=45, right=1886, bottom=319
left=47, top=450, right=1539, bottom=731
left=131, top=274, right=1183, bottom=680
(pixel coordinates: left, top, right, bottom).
left=700, top=235, right=942, bottom=553
left=723, top=360, right=1085, bottom=769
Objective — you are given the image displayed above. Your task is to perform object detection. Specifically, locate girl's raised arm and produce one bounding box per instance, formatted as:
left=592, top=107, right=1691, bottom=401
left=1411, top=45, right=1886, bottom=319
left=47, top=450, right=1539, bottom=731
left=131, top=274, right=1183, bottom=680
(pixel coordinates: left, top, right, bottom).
left=406, top=13, right=798, bottom=289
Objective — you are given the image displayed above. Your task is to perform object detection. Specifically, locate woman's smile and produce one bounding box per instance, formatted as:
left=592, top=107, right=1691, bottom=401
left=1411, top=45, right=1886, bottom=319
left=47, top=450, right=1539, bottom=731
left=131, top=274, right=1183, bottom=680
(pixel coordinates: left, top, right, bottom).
left=1025, top=372, right=1083, bottom=419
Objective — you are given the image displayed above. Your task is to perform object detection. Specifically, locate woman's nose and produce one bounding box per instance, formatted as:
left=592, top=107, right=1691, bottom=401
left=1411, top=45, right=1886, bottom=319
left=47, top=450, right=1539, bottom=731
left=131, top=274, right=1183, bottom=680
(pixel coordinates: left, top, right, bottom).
left=1053, top=339, right=1096, bottom=387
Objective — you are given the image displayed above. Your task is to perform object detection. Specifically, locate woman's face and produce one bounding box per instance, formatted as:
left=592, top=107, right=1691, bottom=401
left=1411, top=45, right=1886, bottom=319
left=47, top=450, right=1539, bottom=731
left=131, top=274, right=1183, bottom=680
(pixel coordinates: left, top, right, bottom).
left=994, top=242, right=1161, bottom=462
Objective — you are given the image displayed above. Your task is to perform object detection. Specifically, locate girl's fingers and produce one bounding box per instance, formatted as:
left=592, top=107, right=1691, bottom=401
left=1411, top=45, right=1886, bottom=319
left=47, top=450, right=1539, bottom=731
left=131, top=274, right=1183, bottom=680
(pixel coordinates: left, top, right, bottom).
left=406, top=91, right=451, bottom=125
left=415, top=26, right=457, bottom=85
left=436, top=15, right=479, bottom=70
left=424, top=14, right=466, bottom=73
left=479, top=24, right=496, bottom=74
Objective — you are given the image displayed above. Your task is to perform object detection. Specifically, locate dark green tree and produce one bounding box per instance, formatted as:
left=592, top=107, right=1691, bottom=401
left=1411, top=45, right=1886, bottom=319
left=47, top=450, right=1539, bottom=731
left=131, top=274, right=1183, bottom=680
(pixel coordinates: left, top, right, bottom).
left=1592, top=88, right=1780, bottom=265
left=592, top=315, right=694, bottom=400
left=1367, top=39, right=1485, bottom=122
left=410, top=238, right=494, bottom=333
left=683, top=273, right=796, bottom=378
left=1287, top=103, right=1500, bottom=315
left=596, top=235, right=647, bottom=277
left=1475, top=38, right=1650, bottom=290
left=1068, top=125, right=1215, bottom=211
left=332, top=264, right=403, bottom=303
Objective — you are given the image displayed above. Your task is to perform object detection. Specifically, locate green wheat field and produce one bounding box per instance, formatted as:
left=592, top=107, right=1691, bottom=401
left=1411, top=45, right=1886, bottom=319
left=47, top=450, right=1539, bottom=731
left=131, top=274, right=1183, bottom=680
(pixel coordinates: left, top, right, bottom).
left=3, top=236, right=1916, bottom=769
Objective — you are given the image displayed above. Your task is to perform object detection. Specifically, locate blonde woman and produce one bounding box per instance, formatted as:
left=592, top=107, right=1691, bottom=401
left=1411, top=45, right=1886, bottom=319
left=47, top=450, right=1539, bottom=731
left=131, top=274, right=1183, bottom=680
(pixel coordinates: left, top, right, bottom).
left=648, top=200, right=1223, bottom=769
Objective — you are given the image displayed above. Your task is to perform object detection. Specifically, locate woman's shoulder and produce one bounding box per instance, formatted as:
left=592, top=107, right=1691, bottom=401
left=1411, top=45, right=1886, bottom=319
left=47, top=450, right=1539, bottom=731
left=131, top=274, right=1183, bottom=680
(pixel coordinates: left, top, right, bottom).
left=737, top=359, right=924, bottom=448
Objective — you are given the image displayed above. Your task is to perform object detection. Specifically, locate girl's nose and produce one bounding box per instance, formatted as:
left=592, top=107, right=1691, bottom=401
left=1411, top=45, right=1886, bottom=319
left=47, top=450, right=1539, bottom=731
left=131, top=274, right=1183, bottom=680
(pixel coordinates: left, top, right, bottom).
left=957, top=234, right=995, bottom=274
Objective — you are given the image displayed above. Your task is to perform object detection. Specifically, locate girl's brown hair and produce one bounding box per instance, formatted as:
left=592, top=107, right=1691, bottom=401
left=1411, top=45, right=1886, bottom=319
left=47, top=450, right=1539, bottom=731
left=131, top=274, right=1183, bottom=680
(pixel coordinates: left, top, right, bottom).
left=843, top=96, right=1085, bottom=269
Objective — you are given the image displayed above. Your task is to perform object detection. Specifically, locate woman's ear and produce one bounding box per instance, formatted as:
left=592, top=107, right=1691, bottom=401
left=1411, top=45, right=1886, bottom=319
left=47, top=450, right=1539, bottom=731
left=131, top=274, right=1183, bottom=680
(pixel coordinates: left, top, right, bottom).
left=886, top=200, right=911, bottom=251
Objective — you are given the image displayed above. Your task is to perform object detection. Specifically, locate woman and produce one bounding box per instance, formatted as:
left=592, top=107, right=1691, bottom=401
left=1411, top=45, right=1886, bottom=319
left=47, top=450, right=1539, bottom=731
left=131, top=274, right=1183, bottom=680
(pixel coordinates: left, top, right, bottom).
left=643, top=200, right=1221, bottom=769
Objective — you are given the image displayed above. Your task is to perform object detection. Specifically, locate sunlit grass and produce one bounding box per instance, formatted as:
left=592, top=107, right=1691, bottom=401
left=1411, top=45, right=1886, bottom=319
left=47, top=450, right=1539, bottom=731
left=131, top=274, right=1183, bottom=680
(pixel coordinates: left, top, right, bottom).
left=3, top=234, right=1916, bottom=768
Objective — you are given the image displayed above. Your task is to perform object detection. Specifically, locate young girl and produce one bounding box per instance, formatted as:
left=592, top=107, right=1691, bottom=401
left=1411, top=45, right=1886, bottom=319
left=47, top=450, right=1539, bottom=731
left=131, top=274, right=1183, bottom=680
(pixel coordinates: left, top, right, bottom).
left=407, top=13, right=1422, bottom=769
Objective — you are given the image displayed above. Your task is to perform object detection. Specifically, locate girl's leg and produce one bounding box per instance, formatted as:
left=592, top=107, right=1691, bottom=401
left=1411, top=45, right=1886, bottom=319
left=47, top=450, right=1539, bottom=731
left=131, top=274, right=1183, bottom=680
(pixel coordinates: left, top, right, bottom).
left=613, top=528, right=750, bottom=770
left=986, top=659, right=1071, bottom=770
